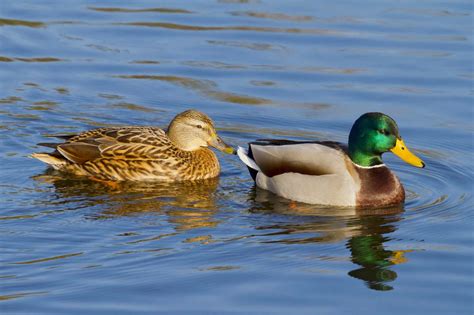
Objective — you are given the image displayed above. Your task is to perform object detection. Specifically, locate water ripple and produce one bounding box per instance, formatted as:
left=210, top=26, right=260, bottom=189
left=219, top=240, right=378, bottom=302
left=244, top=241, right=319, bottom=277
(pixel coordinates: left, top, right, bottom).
left=118, top=22, right=350, bottom=36
left=88, top=7, right=194, bottom=14
left=0, top=18, right=45, bottom=28
left=0, top=0, right=472, bottom=311
left=0, top=56, right=64, bottom=62
left=115, top=74, right=271, bottom=105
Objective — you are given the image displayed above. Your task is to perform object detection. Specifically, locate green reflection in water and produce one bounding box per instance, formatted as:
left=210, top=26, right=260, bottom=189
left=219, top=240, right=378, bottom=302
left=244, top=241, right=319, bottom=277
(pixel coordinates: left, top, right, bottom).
left=32, top=168, right=415, bottom=291
left=346, top=216, right=411, bottom=291
left=250, top=189, right=411, bottom=291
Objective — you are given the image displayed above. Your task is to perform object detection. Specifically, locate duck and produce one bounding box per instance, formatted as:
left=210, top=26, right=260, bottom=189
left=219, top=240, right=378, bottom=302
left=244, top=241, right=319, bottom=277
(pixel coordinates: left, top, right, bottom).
left=237, top=112, right=425, bottom=208
left=32, top=109, right=235, bottom=182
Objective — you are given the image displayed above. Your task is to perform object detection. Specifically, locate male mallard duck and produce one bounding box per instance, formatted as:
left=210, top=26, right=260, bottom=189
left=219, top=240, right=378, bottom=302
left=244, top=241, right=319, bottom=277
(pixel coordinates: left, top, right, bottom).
left=32, top=109, right=235, bottom=181
left=237, top=112, right=425, bottom=208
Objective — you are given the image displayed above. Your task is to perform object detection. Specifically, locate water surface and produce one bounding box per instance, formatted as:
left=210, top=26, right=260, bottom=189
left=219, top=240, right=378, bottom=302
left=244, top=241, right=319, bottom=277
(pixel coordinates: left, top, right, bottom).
left=0, top=1, right=473, bottom=314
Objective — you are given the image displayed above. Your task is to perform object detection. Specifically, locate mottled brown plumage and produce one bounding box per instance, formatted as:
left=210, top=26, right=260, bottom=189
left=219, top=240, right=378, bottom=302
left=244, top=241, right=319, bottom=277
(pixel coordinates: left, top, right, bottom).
left=31, top=110, right=234, bottom=182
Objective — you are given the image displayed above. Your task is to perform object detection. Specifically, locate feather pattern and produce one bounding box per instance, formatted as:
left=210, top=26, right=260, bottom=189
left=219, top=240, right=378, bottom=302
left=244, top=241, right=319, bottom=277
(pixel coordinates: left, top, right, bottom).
left=238, top=139, right=405, bottom=208
left=240, top=113, right=422, bottom=208
left=32, top=110, right=232, bottom=182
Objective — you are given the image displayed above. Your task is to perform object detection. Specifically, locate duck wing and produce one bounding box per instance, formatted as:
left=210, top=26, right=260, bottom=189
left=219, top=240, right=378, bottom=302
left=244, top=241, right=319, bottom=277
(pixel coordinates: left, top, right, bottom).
left=248, top=140, right=349, bottom=177
left=238, top=140, right=357, bottom=206
left=56, top=127, right=169, bottom=164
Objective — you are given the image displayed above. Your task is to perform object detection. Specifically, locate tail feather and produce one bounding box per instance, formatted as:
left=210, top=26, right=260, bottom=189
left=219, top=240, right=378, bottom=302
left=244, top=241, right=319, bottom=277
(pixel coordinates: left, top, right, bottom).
left=30, top=153, right=67, bottom=169
left=49, top=134, right=76, bottom=140
left=237, top=146, right=260, bottom=171
left=237, top=146, right=260, bottom=181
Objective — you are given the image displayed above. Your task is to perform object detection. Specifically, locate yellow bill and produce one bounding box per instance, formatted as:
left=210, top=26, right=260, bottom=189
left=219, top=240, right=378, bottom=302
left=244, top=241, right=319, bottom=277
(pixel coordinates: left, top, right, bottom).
left=390, top=138, right=425, bottom=168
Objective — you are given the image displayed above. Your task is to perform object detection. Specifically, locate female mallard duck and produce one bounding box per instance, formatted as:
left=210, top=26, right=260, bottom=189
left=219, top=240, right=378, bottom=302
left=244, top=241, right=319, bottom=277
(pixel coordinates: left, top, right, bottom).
left=32, top=110, right=235, bottom=182
left=237, top=112, right=425, bottom=208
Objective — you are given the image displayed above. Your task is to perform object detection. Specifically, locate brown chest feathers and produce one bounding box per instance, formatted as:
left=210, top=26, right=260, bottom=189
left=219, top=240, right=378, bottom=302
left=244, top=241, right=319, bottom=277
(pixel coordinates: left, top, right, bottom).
left=355, top=165, right=405, bottom=208
left=175, top=148, right=220, bottom=181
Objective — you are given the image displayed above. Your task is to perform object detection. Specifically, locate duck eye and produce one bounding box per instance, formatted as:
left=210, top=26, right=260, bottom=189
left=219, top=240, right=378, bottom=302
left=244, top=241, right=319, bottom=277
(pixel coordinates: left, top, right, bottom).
left=379, top=129, right=390, bottom=136
left=196, top=125, right=203, bottom=129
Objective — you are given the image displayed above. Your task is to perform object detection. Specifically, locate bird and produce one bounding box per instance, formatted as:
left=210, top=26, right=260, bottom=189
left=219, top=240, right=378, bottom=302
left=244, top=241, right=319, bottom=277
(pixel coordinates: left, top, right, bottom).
left=237, top=112, right=425, bottom=208
left=31, top=109, right=235, bottom=182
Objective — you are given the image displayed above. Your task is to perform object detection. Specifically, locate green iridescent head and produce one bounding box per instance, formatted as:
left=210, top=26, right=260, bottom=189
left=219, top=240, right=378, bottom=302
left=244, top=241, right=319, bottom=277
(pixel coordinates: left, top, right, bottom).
left=348, top=113, right=425, bottom=168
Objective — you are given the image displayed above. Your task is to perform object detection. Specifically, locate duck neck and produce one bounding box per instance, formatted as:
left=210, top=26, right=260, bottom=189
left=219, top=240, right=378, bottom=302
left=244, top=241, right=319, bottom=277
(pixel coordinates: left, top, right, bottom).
left=349, top=149, right=384, bottom=167
left=167, top=131, right=195, bottom=151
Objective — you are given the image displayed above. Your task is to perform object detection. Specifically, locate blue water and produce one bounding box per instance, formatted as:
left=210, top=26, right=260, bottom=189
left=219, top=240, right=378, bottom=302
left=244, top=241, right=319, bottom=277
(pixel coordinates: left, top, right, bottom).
left=1, top=1, right=473, bottom=314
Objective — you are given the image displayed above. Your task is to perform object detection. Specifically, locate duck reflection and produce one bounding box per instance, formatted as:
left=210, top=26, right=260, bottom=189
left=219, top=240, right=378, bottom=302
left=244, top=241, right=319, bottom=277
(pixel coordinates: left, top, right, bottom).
left=346, top=215, right=415, bottom=291
left=251, top=188, right=410, bottom=291
left=32, top=169, right=220, bottom=232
